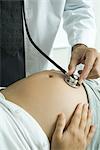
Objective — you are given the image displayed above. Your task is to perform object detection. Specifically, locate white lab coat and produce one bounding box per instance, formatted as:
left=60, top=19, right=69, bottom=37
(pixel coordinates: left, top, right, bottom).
left=24, top=0, right=96, bottom=76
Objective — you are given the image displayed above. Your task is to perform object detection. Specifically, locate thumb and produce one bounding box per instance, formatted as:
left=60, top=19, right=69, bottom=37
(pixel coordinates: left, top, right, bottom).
left=53, top=113, right=66, bottom=138
left=68, top=54, right=79, bottom=75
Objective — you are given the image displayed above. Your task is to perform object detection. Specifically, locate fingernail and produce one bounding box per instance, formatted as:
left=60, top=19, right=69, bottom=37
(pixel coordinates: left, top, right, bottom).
left=58, top=113, right=61, bottom=117
left=68, top=70, right=72, bottom=75
left=58, top=113, right=64, bottom=117
left=83, top=103, right=88, bottom=108
left=68, top=66, right=74, bottom=73
left=78, top=103, right=83, bottom=108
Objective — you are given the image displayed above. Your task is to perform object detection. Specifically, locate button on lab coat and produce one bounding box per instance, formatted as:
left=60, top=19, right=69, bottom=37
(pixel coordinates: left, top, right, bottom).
left=24, top=0, right=96, bottom=76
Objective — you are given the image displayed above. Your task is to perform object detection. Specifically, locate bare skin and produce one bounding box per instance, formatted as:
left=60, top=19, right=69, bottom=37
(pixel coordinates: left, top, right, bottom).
left=0, top=70, right=95, bottom=149
left=51, top=104, right=95, bottom=150
left=68, top=46, right=100, bottom=83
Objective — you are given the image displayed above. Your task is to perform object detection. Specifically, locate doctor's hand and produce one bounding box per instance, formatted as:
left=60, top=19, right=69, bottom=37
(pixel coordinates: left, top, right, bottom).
left=51, top=104, right=96, bottom=150
left=68, top=44, right=100, bottom=84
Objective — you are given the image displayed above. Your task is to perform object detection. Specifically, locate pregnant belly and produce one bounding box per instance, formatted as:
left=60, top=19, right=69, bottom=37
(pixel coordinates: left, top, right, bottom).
left=1, top=70, right=88, bottom=140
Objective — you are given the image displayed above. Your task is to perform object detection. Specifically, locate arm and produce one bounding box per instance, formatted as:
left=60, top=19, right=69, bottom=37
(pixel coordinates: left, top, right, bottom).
left=63, top=0, right=96, bottom=48
left=51, top=103, right=96, bottom=150
left=63, top=0, right=99, bottom=82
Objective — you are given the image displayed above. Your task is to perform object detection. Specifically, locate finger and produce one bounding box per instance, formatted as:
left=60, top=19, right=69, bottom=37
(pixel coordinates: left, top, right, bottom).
left=85, top=109, right=92, bottom=136
left=53, top=113, right=66, bottom=138
left=68, top=103, right=83, bottom=129
left=87, top=125, right=96, bottom=145
left=87, top=69, right=97, bottom=79
left=79, top=50, right=96, bottom=83
left=79, top=104, right=89, bottom=130
left=87, top=74, right=99, bottom=79
left=87, top=58, right=100, bottom=79
left=68, top=53, right=79, bottom=75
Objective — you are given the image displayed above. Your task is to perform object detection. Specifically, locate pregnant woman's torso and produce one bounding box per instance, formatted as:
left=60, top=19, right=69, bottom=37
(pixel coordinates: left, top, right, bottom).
left=1, top=70, right=88, bottom=140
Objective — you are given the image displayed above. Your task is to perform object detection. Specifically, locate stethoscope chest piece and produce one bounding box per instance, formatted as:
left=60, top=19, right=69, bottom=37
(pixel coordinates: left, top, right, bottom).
left=22, top=0, right=81, bottom=89
left=64, top=74, right=80, bottom=88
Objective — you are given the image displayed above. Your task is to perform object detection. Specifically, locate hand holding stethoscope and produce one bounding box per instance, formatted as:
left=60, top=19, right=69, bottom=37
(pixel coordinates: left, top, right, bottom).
left=68, top=45, right=100, bottom=84
left=22, top=0, right=100, bottom=88
left=22, top=0, right=81, bottom=88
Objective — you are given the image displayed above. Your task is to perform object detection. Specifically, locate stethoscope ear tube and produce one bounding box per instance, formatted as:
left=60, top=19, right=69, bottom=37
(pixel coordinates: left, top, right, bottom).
left=21, top=0, right=80, bottom=88
left=21, top=0, right=66, bottom=75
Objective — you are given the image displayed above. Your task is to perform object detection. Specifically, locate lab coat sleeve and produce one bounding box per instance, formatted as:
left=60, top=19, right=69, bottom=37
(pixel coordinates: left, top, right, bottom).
left=63, top=0, right=96, bottom=48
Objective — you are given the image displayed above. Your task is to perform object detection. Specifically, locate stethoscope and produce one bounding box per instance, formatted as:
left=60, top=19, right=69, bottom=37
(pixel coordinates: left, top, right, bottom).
left=22, top=0, right=80, bottom=88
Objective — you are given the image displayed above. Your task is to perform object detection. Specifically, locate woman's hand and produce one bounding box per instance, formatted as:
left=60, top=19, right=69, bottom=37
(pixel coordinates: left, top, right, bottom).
left=51, top=104, right=96, bottom=150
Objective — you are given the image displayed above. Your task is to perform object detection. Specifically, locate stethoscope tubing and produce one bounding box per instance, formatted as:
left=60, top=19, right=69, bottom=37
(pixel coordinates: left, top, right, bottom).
left=21, top=0, right=66, bottom=75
